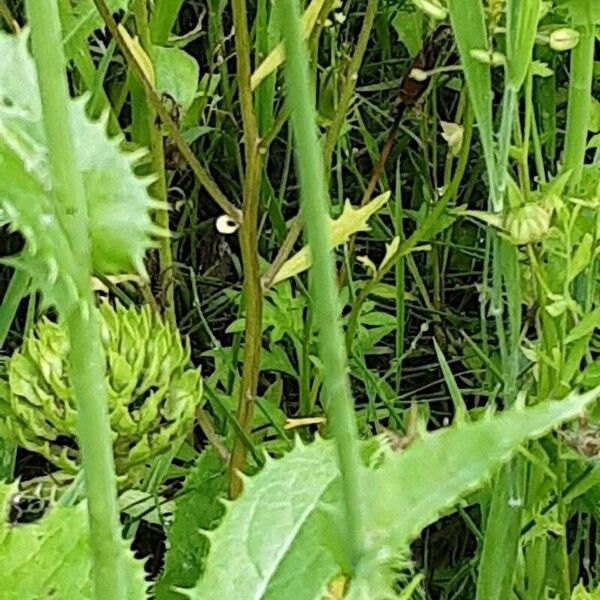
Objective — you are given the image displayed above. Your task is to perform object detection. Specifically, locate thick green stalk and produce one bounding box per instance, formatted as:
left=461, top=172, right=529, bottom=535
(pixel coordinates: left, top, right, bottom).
left=228, top=0, right=264, bottom=499
left=275, top=0, right=366, bottom=568
left=25, top=2, right=126, bottom=599
left=563, top=10, right=595, bottom=186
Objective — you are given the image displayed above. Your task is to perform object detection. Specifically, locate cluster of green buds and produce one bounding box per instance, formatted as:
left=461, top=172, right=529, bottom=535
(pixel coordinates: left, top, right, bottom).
left=0, top=303, right=202, bottom=485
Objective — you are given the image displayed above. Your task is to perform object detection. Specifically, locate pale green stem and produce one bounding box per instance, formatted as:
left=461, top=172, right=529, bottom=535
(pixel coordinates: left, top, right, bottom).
left=495, top=85, right=517, bottom=212
left=563, top=17, right=595, bottom=187
left=0, top=269, right=29, bottom=347
left=26, top=2, right=126, bottom=599
left=275, top=0, right=366, bottom=567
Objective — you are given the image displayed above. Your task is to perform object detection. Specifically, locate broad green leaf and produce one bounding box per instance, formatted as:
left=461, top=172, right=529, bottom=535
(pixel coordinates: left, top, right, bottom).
left=351, top=389, right=600, bottom=596
left=155, top=449, right=227, bottom=600
left=271, top=192, right=390, bottom=285
left=566, top=307, right=600, bottom=344
left=150, top=0, right=186, bottom=45
left=558, top=0, right=600, bottom=26
left=0, top=482, right=147, bottom=599
left=392, top=8, right=423, bottom=55
left=186, top=390, right=598, bottom=598
left=186, top=438, right=342, bottom=600
left=0, top=31, right=161, bottom=313
left=150, top=46, right=199, bottom=111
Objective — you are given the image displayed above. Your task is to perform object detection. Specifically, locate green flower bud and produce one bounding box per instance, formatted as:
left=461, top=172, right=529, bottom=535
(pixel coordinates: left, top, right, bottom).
left=0, top=303, right=202, bottom=486
left=549, top=28, right=580, bottom=52
left=412, top=0, right=447, bottom=20
left=505, top=203, right=551, bottom=245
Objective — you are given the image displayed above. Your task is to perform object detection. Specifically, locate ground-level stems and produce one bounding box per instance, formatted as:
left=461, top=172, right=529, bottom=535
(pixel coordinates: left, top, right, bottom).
left=26, top=1, right=126, bottom=599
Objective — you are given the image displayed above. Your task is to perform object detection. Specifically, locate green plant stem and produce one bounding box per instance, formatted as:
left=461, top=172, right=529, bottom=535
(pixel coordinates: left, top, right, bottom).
left=275, top=0, right=366, bottom=568
left=92, top=0, right=241, bottom=223
left=132, top=0, right=176, bottom=327
left=322, top=0, right=378, bottom=174
left=563, top=13, right=595, bottom=187
left=495, top=86, right=517, bottom=212
left=228, top=0, right=264, bottom=499
left=0, top=269, right=30, bottom=347
left=25, top=1, right=126, bottom=599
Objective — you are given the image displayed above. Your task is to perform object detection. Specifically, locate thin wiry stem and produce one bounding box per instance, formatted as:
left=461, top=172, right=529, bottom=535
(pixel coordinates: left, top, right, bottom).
left=227, top=0, right=264, bottom=499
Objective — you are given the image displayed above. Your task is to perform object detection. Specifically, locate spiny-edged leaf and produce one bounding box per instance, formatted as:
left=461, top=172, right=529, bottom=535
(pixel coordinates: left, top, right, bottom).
left=346, top=389, right=600, bottom=597
left=60, top=0, right=129, bottom=61
left=155, top=449, right=227, bottom=600
left=185, top=438, right=342, bottom=600
left=571, top=582, right=600, bottom=599
left=0, top=482, right=147, bottom=599
left=0, top=31, right=161, bottom=311
left=272, top=192, right=390, bottom=285
left=150, top=46, right=199, bottom=111
left=557, top=0, right=600, bottom=26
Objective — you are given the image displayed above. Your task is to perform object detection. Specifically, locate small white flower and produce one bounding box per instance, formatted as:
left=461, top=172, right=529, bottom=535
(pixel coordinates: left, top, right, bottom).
left=409, top=68, right=429, bottom=82
left=216, top=215, right=240, bottom=235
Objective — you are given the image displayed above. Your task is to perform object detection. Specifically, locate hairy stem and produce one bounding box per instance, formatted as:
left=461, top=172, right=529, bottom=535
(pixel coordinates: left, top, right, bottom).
left=26, top=1, right=126, bottom=598
left=276, top=0, right=366, bottom=567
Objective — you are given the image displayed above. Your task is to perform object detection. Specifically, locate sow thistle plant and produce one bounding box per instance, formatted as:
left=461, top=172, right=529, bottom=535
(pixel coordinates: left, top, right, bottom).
left=2, top=0, right=600, bottom=598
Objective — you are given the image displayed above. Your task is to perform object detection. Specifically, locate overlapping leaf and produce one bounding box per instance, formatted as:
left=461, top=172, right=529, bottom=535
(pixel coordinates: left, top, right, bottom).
left=183, top=390, right=598, bottom=598
left=0, top=482, right=147, bottom=600
left=0, top=30, right=162, bottom=312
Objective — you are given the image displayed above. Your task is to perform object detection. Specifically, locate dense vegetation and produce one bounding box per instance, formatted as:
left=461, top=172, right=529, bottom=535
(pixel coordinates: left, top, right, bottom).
left=0, top=0, right=600, bottom=598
